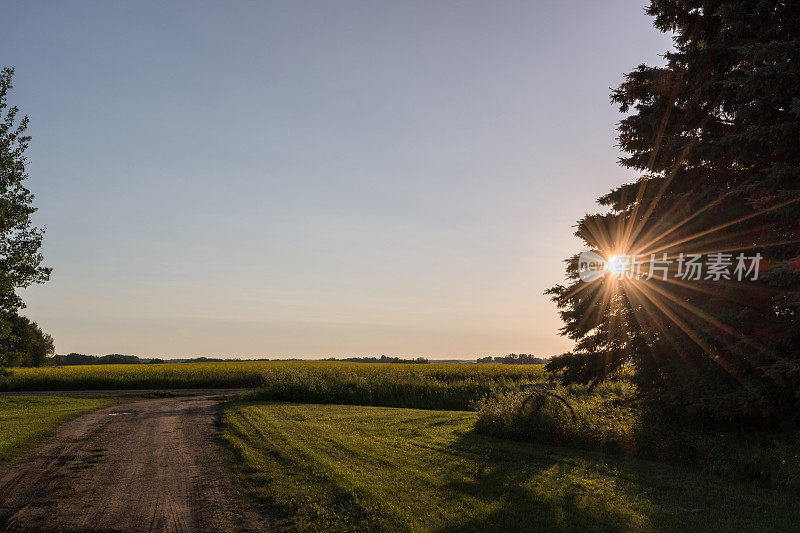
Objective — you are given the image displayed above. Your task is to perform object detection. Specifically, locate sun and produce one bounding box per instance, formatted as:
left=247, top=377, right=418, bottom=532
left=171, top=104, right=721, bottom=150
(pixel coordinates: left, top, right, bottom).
left=605, top=255, right=628, bottom=276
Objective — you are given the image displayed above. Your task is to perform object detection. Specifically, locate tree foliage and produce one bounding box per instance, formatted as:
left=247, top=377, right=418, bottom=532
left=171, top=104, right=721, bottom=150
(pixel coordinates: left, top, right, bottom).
left=0, top=67, right=51, bottom=368
left=547, top=1, right=800, bottom=426
left=0, top=313, right=54, bottom=366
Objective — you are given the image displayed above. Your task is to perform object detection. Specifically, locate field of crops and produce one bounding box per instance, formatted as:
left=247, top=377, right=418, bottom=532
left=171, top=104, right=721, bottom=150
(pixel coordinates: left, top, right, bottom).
left=1, top=362, right=545, bottom=410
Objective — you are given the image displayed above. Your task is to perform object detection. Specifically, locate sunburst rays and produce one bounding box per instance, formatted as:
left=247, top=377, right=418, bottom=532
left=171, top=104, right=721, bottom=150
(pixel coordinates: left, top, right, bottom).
left=567, top=167, right=798, bottom=392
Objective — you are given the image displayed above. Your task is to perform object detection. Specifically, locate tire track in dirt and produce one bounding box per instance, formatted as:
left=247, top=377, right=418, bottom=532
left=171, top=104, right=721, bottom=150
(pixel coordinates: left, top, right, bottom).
left=0, top=396, right=268, bottom=532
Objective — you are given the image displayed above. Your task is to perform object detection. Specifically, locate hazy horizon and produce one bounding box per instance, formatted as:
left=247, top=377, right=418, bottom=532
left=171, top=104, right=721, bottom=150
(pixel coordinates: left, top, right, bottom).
left=3, top=1, right=673, bottom=359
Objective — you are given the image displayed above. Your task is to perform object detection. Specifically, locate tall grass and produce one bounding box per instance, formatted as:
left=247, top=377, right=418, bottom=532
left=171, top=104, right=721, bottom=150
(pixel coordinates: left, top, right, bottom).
left=475, top=384, right=800, bottom=490
left=1, top=362, right=544, bottom=411
left=247, top=365, right=515, bottom=410
left=475, top=381, right=637, bottom=448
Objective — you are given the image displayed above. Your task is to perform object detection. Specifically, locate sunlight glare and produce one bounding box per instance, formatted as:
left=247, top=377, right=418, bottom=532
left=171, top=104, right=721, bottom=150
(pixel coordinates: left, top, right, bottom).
left=605, top=255, right=627, bottom=276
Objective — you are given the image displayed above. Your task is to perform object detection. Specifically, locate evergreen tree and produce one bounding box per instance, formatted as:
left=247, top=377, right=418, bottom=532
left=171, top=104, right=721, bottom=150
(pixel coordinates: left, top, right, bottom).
left=547, top=1, right=800, bottom=426
left=0, top=67, right=51, bottom=375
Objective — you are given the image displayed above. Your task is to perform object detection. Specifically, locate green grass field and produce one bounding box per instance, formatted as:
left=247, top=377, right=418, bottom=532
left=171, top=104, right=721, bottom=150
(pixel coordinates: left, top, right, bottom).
left=0, top=396, right=117, bottom=462
left=222, top=401, right=800, bottom=532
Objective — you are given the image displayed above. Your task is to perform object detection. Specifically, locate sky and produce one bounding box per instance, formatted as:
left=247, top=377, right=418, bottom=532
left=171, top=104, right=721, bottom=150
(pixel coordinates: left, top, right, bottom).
left=2, top=1, right=674, bottom=359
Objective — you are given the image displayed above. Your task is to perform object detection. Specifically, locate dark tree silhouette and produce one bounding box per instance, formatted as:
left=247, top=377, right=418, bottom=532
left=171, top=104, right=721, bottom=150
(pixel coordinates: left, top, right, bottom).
left=547, top=1, right=800, bottom=426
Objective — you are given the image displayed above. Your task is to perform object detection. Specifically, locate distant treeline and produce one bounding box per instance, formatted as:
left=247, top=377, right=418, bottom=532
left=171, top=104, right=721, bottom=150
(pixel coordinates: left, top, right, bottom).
left=51, top=353, right=140, bottom=365
left=48, top=353, right=544, bottom=366
left=50, top=354, right=263, bottom=365
left=322, top=355, right=428, bottom=364
left=476, top=354, right=548, bottom=365
left=49, top=354, right=430, bottom=366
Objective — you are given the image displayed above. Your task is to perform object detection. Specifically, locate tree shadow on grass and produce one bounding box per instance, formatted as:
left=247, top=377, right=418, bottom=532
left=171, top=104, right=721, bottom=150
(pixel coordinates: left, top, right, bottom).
left=432, top=429, right=660, bottom=533
left=432, top=427, right=800, bottom=533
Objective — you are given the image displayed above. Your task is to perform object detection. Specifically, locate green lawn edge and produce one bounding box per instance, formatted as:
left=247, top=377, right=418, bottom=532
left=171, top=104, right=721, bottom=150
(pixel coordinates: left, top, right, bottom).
left=0, top=396, right=119, bottom=463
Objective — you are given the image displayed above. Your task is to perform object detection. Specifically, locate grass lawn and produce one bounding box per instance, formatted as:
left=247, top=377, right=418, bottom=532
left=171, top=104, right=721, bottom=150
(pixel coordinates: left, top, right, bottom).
left=222, top=401, right=800, bottom=532
left=0, top=396, right=117, bottom=461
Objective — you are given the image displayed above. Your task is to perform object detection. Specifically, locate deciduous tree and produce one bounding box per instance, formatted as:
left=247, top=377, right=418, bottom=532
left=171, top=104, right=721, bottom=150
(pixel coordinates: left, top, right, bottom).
left=0, top=67, right=51, bottom=375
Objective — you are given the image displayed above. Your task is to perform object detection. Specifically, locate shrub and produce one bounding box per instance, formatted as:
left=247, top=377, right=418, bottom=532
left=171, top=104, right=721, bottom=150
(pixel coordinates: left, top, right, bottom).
left=475, top=383, right=800, bottom=490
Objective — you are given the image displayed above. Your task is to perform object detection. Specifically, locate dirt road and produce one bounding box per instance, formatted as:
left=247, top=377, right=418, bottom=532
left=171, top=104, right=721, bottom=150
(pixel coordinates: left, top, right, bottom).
left=0, top=396, right=268, bottom=532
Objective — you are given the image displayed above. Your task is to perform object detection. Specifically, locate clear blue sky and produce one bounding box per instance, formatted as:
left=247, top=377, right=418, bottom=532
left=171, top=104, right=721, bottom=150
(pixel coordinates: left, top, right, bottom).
left=3, top=1, right=673, bottom=358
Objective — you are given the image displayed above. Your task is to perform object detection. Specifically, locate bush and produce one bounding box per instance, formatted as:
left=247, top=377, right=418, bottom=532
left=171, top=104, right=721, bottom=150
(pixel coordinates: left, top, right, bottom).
left=475, top=383, right=800, bottom=490
left=475, top=382, right=636, bottom=448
